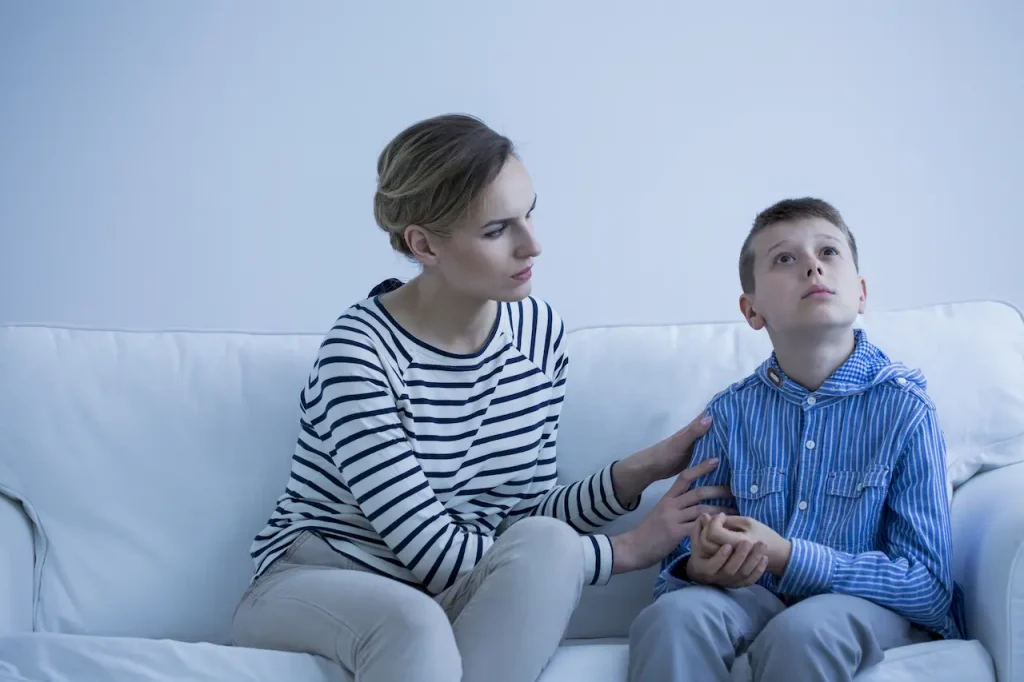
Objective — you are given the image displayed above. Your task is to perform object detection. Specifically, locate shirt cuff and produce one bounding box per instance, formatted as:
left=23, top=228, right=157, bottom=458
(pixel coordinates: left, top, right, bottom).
left=581, top=533, right=614, bottom=586
left=777, top=538, right=836, bottom=596
left=602, top=461, right=641, bottom=515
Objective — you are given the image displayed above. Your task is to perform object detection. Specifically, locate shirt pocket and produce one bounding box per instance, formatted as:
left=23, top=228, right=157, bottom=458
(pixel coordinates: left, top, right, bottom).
left=822, top=467, right=891, bottom=552
left=731, top=467, right=787, bottom=532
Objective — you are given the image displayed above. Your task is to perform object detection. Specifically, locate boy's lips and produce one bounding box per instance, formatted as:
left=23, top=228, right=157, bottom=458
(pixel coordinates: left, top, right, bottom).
left=802, top=284, right=834, bottom=298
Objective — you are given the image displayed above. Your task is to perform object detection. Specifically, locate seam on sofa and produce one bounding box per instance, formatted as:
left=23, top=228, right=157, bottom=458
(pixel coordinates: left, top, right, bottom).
left=1005, top=536, right=1023, bottom=682
left=0, top=480, right=48, bottom=633
left=564, top=298, right=1024, bottom=333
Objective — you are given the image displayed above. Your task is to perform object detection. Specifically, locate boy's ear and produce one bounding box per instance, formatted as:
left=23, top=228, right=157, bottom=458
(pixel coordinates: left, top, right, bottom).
left=739, top=294, right=765, bottom=331
left=857, top=277, right=867, bottom=314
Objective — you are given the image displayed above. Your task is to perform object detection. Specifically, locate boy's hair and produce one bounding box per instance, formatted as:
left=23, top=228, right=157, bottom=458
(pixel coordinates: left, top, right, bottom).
left=738, top=197, right=859, bottom=294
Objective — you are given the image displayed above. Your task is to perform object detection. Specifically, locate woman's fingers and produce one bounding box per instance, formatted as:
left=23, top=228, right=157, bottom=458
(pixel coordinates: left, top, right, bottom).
left=666, top=458, right=722, bottom=497
left=677, top=484, right=733, bottom=508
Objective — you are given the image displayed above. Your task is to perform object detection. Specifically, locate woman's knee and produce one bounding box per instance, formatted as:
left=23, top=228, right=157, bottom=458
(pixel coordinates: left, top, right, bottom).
left=502, top=517, right=583, bottom=576
left=232, top=566, right=461, bottom=680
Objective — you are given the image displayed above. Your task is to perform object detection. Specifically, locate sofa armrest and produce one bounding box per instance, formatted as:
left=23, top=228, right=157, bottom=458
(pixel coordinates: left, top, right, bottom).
left=951, top=460, right=1024, bottom=682
left=0, top=491, right=35, bottom=634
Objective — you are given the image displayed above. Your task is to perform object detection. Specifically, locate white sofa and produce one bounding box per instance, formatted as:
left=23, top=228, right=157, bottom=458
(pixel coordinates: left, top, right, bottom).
left=0, top=300, right=1021, bottom=682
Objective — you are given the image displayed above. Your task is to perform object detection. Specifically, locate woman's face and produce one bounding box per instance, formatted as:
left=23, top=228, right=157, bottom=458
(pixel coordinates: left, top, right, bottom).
left=418, top=156, right=542, bottom=303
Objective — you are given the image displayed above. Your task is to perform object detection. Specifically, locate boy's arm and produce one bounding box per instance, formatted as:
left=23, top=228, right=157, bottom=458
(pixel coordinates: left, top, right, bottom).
left=777, top=408, right=960, bottom=635
left=658, top=411, right=734, bottom=582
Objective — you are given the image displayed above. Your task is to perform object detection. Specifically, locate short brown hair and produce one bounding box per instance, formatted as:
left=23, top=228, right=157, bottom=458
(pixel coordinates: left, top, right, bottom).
left=374, top=114, right=515, bottom=257
left=738, top=197, right=859, bottom=293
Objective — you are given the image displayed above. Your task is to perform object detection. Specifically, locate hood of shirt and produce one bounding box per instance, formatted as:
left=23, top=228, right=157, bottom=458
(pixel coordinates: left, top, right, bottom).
left=754, top=329, right=926, bottom=403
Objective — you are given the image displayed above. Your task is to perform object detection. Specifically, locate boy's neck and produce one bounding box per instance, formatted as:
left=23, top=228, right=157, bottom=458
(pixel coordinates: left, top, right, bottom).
left=768, top=326, right=857, bottom=392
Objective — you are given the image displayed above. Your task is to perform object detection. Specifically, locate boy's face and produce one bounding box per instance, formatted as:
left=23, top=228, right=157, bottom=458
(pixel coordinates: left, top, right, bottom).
left=739, top=217, right=866, bottom=335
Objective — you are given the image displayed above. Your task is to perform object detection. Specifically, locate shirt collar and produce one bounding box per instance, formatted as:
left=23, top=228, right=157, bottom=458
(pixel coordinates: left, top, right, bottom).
left=756, top=329, right=894, bottom=402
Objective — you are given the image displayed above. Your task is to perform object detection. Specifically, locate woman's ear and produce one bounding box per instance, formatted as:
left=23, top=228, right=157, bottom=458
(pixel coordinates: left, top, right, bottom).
left=404, top=226, right=439, bottom=267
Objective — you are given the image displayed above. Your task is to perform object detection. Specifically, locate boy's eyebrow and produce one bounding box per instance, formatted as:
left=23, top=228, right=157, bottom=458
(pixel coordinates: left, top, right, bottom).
left=765, top=233, right=843, bottom=254
left=478, top=194, right=538, bottom=230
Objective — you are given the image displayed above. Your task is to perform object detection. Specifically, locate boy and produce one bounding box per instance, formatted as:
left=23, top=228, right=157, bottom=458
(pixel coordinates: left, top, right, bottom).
left=628, top=198, right=966, bottom=682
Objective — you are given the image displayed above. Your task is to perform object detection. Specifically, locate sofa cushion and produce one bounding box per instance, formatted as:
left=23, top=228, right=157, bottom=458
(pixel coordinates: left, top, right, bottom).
left=0, top=634, right=993, bottom=682
left=0, top=633, right=342, bottom=682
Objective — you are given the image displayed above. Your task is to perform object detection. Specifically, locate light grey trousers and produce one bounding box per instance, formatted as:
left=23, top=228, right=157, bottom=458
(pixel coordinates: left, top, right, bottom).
left=231, top=517, right=584, bottom=682
left=628, top=585, right=932, bottom=682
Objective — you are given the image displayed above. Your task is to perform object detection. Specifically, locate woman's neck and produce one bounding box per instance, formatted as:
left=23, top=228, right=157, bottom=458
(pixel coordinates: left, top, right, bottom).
left=381, top=273, right=497, bottom=355
left=769, top=326, right=856, bottom=392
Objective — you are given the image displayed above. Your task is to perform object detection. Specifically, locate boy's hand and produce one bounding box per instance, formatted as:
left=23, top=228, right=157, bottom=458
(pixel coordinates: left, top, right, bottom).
left=684, top=514, right=769, bottom=587
left=702, top=513, right=792, bottom=576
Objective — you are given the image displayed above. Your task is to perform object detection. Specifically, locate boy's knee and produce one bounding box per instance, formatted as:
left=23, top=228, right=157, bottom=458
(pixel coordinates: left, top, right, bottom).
left=630, top=588, right=726, bottom=647
left=749, top=601, right=859, bottom=671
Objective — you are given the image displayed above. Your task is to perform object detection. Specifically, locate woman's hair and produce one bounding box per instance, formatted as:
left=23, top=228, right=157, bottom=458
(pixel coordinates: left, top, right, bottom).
left=374, top=114, right=515, bottom=257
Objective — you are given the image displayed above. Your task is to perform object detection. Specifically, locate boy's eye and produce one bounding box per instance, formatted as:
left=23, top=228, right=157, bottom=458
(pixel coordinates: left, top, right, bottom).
left=775, top=253, right=794, bottom=264
left=822, top=246, right=839, bottom=256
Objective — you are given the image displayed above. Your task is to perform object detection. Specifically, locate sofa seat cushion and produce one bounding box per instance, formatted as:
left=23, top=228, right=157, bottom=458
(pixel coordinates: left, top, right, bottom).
left=0, top=633, right=344, bottom=682
left=0, top=634, right=994, bottom=682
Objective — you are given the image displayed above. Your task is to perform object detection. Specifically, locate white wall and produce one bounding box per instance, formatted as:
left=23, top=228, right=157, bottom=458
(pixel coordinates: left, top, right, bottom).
left=1, top=1, right=1021, bottom=334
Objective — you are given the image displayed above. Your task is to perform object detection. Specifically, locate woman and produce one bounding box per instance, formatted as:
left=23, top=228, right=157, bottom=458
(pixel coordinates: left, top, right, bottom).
left=231, top=114, right=767, bottom=682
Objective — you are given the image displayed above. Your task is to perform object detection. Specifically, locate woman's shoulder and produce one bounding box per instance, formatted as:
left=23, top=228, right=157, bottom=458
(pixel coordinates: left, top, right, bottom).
left=502, top=295, right=568, bottom=369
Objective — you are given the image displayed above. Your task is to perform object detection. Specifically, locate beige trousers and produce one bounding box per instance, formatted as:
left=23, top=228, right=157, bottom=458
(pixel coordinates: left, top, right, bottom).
left=231, top=517, right=586, bottom=682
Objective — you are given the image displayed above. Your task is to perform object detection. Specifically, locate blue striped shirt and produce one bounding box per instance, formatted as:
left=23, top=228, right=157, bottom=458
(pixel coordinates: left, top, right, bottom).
left=250, top=294, right=633, bottom=595
left=656, top=330, right=966, bottom=640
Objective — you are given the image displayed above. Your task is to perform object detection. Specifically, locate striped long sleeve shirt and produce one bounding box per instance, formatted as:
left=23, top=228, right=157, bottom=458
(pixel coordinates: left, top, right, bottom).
left=655, top=330, right=967, bottom=640
left=250, top=294, right=635, bottom=595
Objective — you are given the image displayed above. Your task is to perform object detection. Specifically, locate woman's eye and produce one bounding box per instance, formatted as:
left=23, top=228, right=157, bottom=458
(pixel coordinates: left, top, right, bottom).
left=485, top=225, right=507, bottom=239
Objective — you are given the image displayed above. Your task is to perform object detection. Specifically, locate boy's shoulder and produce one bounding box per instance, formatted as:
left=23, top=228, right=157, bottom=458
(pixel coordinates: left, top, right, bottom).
left=701, top=371, right=763, bottom=419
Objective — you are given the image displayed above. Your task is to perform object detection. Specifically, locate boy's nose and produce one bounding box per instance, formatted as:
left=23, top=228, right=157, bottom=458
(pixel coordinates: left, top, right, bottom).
left=806, top=265, right=824, bottom=277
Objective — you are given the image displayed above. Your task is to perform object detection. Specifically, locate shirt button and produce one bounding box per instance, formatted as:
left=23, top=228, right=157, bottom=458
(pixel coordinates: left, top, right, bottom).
left=856, top=483, right=864, bottom=492
left=749, top=484, right=759, bottom=493
left=897, top=377, right=907, bottom=386
left=805, top=439, right=816, bottom=450
left=806, top=396, right=817, bottom=406
left=798, top=501, right=808, bottom=510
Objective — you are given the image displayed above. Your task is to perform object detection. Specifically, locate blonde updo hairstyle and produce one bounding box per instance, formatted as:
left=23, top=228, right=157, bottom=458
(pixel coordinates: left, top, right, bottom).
left=374, top=114, right=515, bottom=258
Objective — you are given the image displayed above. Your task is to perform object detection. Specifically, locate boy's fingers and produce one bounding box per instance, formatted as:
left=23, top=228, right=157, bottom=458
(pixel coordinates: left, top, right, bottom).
left=737, top=542, right=767, bottom=579
left=703, top=543, right=733, bottom=574
left=720, top=540, right=752, bottom=576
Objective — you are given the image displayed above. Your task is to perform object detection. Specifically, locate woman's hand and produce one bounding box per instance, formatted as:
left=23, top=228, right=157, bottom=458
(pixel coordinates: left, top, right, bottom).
left=611, top=457, right=734, bottom=574
left=610, top=410, right=714, bottom=504
left=642, top=410, right=715, bottom=483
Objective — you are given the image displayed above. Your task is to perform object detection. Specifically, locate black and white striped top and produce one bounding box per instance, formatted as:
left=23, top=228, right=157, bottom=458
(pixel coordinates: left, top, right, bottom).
left=250, top=294, right=634, bottom=594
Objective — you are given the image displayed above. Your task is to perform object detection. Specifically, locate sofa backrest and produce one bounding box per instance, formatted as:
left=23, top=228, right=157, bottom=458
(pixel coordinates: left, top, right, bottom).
left=0, top=301, right=1022, bottom=643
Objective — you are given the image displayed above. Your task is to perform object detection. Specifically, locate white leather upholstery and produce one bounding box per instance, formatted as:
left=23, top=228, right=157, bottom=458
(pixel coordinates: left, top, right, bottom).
left=0, top=300, right=1020, bottom=681
left=951, top=461, right=1024, bottom=682
left=0, top=494, right=34, bottom=636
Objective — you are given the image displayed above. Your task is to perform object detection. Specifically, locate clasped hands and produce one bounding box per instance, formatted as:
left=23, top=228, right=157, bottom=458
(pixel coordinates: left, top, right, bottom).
left=684, top=512, right=792, bottom=588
